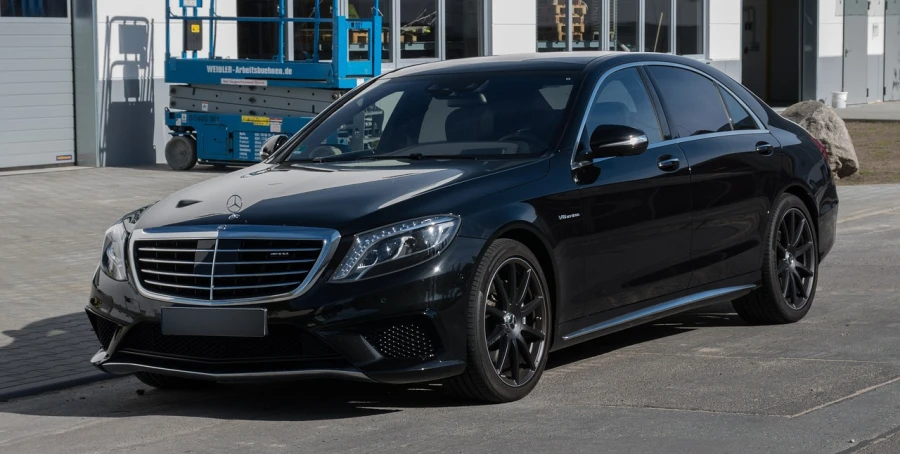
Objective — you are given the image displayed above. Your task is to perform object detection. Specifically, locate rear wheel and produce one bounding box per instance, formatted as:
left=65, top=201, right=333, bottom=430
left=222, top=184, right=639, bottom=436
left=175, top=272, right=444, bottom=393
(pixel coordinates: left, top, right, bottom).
left=733, top=193, right=818, bottom=324
left=448, top=239, right=551, bottom=403
left=165, top=136, right=198, bottom=171
left=134, top=372, right=213, bottom=390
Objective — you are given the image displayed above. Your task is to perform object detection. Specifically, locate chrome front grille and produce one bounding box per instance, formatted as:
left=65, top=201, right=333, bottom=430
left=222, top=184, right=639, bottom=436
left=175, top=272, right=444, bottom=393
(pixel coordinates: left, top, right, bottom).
left=129, top=226, right=340, bottom=304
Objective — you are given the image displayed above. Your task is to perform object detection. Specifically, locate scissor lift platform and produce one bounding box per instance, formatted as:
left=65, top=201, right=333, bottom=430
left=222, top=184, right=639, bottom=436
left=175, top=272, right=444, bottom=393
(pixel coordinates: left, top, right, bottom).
left=163, top=0, right=382, bottom=170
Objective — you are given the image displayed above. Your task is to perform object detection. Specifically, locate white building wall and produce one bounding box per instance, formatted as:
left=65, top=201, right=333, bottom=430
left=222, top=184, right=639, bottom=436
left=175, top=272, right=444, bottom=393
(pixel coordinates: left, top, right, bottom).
left=491, top=0, right=538, bottom=54
left=818, top=0, right=846, bottom=103
left=0, top=18, right=75, bottom=169
left=707, top=0, right=742, bottom=82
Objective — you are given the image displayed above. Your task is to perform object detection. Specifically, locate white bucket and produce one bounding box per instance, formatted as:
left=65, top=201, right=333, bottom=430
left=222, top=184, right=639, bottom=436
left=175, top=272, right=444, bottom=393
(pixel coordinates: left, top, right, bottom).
left=832, top=91, right=848, bottom=109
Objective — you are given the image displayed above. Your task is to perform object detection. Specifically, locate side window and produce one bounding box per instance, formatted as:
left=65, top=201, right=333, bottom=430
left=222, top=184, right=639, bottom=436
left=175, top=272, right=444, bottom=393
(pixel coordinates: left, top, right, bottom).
left=582, top=68, right=663, bottom=148
left=718, top=86, right=758, bottom=131
left=647, top=66, right=732, bottom=137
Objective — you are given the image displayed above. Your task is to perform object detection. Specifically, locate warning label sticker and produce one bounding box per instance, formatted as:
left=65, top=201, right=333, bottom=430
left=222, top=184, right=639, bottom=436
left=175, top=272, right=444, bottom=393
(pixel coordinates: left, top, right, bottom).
left=221, top=78, right=268, bottom=86
left=242, top=116, right=270, bottom=126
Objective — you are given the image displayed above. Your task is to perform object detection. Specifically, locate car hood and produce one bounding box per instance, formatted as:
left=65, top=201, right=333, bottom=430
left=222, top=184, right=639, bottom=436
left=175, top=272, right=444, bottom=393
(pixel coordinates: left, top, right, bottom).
left=132, top=158, right=549, bottom=234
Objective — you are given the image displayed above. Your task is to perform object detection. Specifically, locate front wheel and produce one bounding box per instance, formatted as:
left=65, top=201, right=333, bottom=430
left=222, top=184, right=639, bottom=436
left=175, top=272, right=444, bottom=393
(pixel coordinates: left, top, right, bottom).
left=448, top=239, right=552, bottom=403
left=733, top=193, right=819, bottom=324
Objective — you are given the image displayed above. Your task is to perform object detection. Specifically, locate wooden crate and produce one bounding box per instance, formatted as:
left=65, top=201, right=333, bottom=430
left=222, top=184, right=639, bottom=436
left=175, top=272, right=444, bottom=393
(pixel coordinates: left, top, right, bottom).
left=351, top=31, right=369, bottom=44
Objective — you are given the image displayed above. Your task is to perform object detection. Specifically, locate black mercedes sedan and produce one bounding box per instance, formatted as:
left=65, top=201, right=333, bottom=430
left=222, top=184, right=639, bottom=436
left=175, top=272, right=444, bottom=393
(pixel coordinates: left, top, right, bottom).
left=86, top=52, right=838, bottom=402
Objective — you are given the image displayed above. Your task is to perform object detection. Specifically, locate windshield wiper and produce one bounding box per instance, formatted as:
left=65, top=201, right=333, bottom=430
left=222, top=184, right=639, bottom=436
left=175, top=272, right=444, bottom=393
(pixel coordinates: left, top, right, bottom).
left=405, top=153, right=481, bottom=160
left=291, top=153, right=482, bottom=163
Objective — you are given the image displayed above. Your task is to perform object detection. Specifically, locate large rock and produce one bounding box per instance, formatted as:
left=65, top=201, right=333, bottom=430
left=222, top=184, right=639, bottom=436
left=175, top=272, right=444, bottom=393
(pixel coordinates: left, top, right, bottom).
left=781, top=100, right=859, bottom=179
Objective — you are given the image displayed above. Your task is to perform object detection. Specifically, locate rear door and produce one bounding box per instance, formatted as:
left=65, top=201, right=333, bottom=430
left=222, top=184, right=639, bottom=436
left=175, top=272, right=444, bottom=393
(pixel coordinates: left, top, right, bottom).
left=576, top=66, right=694, bottom=317
left=645, top=65, right=781, bottom=288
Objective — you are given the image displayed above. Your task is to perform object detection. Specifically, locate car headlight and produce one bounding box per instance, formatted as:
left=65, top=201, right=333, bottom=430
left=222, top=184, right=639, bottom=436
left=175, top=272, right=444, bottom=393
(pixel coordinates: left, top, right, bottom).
left=331, top=215, right=461, bottom=282
left=100, top=222, right=128, bottom=281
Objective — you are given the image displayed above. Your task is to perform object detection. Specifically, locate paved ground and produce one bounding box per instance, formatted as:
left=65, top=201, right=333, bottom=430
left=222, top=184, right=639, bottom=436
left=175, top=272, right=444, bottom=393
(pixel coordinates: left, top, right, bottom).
left=0, top=166, right=219, bottom=399
left=835, top=101, right=900, bottom=121
left=0, top=169, right=899, bottom=453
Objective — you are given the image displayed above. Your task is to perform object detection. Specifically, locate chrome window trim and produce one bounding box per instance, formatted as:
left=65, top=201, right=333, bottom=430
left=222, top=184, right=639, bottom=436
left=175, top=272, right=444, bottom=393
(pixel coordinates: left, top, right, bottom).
left=645, top=129, right=771, bottom=150
left=128, top=225, right=341, bottom=306
left=570, top=60, right=768, bottom=169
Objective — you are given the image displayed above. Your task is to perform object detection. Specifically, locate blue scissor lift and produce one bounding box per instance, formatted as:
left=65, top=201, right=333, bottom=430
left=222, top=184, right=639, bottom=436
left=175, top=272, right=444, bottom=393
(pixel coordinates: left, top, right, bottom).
left=163, top=0, right=382, bottom=170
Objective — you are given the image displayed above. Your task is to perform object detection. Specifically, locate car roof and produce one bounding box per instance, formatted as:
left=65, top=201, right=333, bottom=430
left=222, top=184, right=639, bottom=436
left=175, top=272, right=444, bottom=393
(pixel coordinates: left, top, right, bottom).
left=385, top=52, right=617, bottom=77
left=385, top=52, right=709, bottom=78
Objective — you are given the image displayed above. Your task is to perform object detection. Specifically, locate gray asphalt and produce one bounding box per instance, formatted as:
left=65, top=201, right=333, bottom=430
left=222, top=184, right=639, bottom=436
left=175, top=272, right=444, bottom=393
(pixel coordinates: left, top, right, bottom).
left=1, top=175, right=899, bottom=454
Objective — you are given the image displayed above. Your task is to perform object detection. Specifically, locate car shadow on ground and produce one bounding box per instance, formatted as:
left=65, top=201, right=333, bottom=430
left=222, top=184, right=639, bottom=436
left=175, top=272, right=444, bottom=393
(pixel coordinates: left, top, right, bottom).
left=2, top=303, right=747, bottom=420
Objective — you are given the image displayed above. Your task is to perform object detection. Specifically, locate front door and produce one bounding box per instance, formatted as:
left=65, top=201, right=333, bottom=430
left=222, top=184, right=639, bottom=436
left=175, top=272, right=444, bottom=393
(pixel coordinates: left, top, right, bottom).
left=645, top=65, right=781, bottom=288
left=576, top=67, right=694, bottom=317
left=844, top=0, right=870, bottom=105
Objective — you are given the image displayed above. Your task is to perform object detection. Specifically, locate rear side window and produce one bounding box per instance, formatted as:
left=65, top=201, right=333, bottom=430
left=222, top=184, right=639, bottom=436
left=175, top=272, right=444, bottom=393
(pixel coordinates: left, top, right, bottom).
left=582, top=67, right=663, bottom=146
left=718, top=86, right=758, bottom=131
left=647, top=66, right=731, bottom=137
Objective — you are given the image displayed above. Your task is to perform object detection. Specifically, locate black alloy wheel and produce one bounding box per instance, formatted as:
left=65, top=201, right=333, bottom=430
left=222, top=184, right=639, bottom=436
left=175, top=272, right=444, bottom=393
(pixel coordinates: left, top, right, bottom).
left=449, top=239, right=552, bottom=403
left=775, top=207, right=817, bottom=310
left=484, top=257, right=549, bottom=387
left=733, top=193, right=819, bottom=324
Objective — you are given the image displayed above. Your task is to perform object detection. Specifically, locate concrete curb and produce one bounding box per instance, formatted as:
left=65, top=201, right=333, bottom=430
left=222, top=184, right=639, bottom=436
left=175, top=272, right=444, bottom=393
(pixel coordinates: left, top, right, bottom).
left=0, top=371, right=112, bottom=402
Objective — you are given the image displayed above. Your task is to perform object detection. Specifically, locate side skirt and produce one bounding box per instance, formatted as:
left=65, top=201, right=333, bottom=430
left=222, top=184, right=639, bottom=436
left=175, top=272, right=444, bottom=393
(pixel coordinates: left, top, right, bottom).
left=553, top=273, right=759, bottom=351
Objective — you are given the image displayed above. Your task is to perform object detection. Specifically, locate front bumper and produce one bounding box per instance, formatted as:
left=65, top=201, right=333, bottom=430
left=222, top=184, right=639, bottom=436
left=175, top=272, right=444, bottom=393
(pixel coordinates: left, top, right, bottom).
left=86, top=236, right=485, bottom=384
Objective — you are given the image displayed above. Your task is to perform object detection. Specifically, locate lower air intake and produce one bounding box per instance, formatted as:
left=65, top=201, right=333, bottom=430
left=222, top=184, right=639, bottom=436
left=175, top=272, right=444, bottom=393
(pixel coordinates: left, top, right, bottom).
left=363, top=321, right=439, bottom=360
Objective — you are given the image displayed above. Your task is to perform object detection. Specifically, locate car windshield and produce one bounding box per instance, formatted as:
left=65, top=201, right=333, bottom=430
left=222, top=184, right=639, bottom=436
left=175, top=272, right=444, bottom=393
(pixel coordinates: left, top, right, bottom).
left=283, top=71, right=578, bottom=162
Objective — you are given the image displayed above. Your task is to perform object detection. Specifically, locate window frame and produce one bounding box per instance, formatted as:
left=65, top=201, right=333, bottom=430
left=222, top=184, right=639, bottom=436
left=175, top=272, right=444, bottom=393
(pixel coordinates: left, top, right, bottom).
left=570, top=61, right=766, bottom=169
left=0, top=0, right=69, bottom=20
left=578, top=66, right=667, bottom=151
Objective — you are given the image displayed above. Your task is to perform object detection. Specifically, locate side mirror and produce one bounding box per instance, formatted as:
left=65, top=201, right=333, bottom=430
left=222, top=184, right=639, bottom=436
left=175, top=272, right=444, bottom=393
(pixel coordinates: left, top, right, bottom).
left=588, top=125, right=649, bottom=159
left=259, top=134, right=289, bottom=161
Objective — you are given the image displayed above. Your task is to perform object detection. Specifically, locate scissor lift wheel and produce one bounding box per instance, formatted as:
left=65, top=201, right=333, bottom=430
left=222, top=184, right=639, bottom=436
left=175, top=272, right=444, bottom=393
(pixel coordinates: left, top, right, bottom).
left=165, top=136, right=198, bottom=171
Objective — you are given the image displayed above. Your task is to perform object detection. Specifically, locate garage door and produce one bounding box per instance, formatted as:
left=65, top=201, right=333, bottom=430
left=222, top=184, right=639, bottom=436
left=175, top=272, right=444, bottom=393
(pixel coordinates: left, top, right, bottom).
left=0, top=1, right=74, bottom=169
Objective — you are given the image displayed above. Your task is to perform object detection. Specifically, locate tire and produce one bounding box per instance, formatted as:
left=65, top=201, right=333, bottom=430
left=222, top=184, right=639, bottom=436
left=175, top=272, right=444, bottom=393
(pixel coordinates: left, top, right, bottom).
left=165, top=136, right=198, bottom=171
left=733, top=193, right=819, bottom=324
left=448, top=239, right=552, bottom=403
left=134, top=371, right=213, bottom=390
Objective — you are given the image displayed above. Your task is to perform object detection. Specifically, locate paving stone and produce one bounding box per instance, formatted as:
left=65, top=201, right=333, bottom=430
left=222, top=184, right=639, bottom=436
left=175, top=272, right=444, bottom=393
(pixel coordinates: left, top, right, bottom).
left=0, top=167, right=217, bottom=399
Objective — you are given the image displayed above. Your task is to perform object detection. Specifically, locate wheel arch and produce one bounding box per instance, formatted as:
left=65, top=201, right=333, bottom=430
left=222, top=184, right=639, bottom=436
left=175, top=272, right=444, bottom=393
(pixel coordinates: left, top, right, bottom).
left=486, top=222, right=559, bottom=334
left=778, top=183, right=819, bottom=235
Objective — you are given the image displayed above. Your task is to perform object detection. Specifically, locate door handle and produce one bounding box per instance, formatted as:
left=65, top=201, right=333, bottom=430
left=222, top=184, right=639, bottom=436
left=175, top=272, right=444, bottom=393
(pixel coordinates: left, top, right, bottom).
left=657, top=155, right=680, bottom=172
left=756, top=142, right=774, bottom=156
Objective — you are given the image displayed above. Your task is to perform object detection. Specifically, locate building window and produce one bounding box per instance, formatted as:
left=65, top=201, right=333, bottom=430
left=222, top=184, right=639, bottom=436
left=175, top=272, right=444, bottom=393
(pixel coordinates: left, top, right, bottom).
left=400, top=0, right=437, bottom=59
left=573, top=0, right=602, bottom=51
left=644, top=0, right=671, bottom=52
left=446, top=0, right=484, bottom=59
left=1, top=0, right=67, bottom=17
left=537, top=0, right=567, bottom=52
left=610, top=0, right=639, bottom=51
left=676, top=0, right=704, bottom=55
